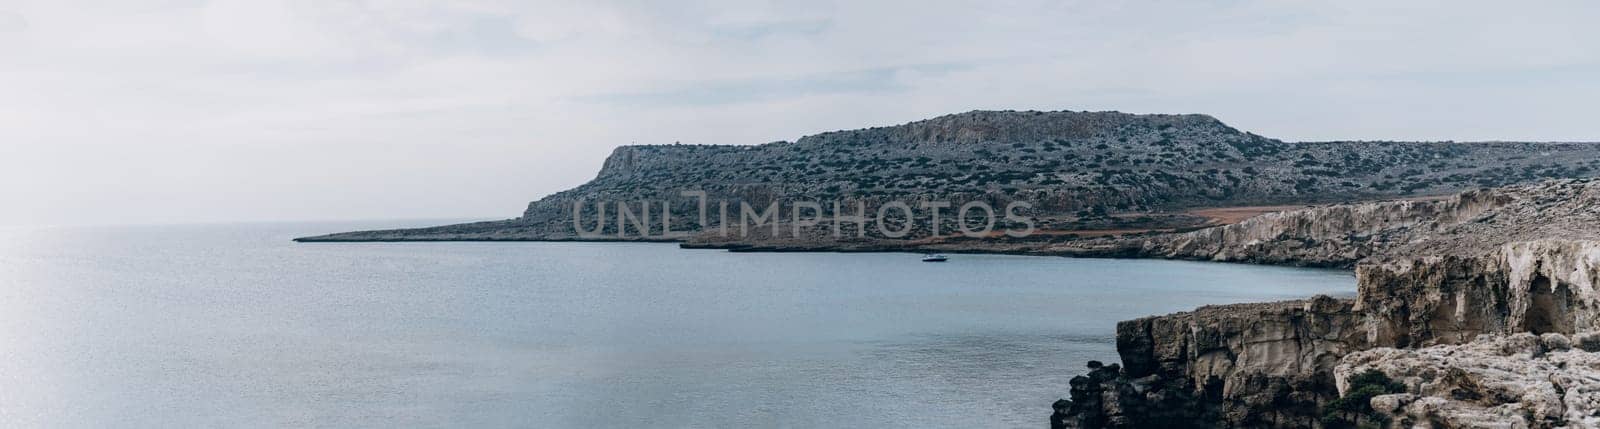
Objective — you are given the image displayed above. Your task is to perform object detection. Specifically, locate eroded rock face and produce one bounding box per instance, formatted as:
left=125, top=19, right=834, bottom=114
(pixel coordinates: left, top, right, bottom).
left=1059, top=234, right=1600, bottom=428
left=1336, top=333, right=1600, bottom=429
left=1058, top=296, right=1363, bottom=428
left=1112, top=186, right=1516, bottom=268
left=1132, top=199, right=1443, bottom=266
left=1356, top=240, right=1600, bottom=348
left=1053, top=361, right=1213, bottom=429
left=1114, top=179, right=1600, bottom=268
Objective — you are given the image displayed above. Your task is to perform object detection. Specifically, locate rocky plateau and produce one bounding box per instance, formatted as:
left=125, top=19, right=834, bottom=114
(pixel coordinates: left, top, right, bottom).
left=296, top=110, right=1600, bottom=244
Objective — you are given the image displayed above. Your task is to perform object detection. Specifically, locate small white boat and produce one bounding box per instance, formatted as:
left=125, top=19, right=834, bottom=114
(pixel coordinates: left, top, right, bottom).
left=921, top=254, right=948, bottom=262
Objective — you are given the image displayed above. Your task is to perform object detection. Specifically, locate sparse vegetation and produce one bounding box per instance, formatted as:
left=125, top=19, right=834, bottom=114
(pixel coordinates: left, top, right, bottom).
left=1320, top=370, right=1405, bottom=429
left=318, top=110, right=1600, bottom=240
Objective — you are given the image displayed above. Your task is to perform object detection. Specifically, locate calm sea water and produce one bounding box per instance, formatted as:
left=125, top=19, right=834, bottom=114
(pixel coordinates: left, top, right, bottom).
left=0, top=221, right=1354, bottom=428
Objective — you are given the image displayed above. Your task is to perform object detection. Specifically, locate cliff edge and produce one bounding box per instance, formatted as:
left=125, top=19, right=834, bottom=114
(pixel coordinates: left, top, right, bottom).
left=1055, top=180, right=1600, bottom=428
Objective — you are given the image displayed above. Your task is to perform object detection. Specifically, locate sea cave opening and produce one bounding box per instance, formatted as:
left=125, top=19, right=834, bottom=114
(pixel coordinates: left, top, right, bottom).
left=1520, top=273, right=1573, bottom=335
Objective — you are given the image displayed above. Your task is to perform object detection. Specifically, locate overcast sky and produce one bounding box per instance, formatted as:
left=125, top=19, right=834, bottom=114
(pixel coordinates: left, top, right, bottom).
left=2, top=1, right=1597, bottom=226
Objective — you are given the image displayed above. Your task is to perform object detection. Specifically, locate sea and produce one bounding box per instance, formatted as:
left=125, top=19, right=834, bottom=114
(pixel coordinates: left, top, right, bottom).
left=0, top=220, right=1355, bottom=428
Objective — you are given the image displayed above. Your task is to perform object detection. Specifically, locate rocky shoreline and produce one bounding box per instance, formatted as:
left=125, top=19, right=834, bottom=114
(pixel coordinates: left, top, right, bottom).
left=1054, top=296, right=1359, bottom=428
left=290, top=111, right=1600, bottom=428
left=1052, top=180, right=1600, bottom=428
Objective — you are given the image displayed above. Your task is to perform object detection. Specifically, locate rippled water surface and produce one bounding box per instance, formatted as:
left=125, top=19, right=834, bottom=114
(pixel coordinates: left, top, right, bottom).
left=0, top=221, right=1355, bottom=428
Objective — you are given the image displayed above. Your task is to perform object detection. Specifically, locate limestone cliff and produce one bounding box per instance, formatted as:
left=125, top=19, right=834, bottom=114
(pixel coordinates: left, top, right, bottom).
left=1357, top=240, right=1600, bottom=348
left=1056, top=181, right=1600, bottom=428
left=1082, top=186, right=1510, bottom=267
left=1060, top=241, right=1600, bottom=427
left=1108, top=296, right=1361, bottom=428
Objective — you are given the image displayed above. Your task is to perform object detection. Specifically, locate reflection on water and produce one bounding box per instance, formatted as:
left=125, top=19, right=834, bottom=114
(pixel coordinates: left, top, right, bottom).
left=0, top=221, right=1354, bottom=428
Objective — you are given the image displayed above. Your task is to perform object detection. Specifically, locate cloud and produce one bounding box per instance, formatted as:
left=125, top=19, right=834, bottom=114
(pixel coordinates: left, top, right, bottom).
left=707, top=17, right=831, bottom=40
left=0, top=10, right=25, bottom=33
left=579, top=63, right=968, bottom=106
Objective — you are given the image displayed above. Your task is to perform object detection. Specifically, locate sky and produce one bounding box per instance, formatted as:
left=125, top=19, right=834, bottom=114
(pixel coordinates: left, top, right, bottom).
left=2, top=1, right=1598, bottom=226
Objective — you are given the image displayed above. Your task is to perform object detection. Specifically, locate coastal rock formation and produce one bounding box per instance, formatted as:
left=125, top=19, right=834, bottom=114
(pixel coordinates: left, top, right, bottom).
left=1055, top=295, right=1600, bottom=428
left=295, top=110, right=1600, bottom=242
left=1336, top=333, right=1600, bottom=428
left=1107, top=190, right=1510, bottom=267
left=1357, top=239, right=1600, bottom=348
left=1056, top=296, right=1363, bottom=428
left=1057, top=181, right=1600, bottom=428
left=1055, top=179, right=1600, bottom=268
left=1051, top=361, right=1206, bottom=429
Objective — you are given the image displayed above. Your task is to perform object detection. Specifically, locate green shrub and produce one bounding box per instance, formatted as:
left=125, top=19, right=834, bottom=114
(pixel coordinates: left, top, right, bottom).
left=1320, top=370, right=1405, bottom=429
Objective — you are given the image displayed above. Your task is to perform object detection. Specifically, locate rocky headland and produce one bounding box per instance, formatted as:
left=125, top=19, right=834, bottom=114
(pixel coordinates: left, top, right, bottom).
left=296, top=110, right=1600, bottom=244
left=291, top=110, right=1600, bottom=428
